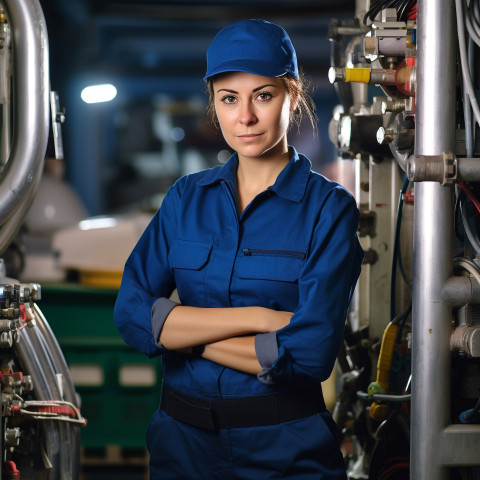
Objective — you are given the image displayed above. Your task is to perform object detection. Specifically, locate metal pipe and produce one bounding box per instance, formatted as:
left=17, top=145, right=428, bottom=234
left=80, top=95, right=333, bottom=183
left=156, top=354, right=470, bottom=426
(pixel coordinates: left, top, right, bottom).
left=457, top=157, right=480, bottom=181
left=451, top=325, right=480, bottom=357
left=29, top=319, right=78, bottom=479
left=0, top=152, right=43, bottom=255
left=442, top=275, right=473, bottom=308
left=15, top=328, right=61, bottom=478
left=407, top=154, right=480, bottom=184
left=33, top=304, right=80, bottom=478
left=411, top=0, right=456, bottom=479
left=0, top=15, right=12, bottom=164
left=0, top=0, right=49, bottom=226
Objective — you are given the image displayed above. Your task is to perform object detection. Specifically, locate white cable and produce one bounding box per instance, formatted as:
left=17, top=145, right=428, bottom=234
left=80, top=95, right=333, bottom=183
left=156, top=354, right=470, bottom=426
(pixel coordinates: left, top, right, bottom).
left=456, top=0, right=480, bottom=126
left=21, top=399, right=85, bottom=424
left=468, top=0, right=480, bottom=30
left=19, top=409, right=86, bottom=425
left=465, top=4, right=480, bottom=47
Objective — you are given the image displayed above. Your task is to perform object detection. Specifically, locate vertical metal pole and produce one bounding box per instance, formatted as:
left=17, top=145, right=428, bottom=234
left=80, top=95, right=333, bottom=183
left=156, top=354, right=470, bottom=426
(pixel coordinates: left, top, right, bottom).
left=411, top=0, right=456, bottom=478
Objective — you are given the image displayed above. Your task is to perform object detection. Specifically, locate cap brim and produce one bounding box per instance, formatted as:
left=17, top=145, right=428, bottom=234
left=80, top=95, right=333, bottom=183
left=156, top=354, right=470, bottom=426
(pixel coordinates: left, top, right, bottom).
left=204, top=58, right=291, bottom=81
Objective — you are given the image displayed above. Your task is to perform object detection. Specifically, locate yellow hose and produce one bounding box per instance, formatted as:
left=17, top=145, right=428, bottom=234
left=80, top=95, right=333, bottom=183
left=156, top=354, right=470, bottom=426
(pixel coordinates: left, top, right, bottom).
left=368, top=322, right=398, bottom=421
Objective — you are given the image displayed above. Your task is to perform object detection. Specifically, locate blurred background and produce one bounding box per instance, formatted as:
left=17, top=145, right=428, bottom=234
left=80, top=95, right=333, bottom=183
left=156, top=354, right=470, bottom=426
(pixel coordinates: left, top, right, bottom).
left=39, top=0, right=355, bottom=216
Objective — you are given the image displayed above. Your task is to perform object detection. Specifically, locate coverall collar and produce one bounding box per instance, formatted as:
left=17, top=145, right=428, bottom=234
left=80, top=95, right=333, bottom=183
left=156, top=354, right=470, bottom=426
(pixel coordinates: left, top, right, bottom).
left=197, top=145, right=310, bottom=203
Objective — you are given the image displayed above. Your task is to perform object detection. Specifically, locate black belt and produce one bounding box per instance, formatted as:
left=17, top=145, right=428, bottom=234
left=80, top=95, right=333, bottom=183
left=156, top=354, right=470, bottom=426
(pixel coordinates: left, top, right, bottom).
left=160, top=384, right=326, bottom=430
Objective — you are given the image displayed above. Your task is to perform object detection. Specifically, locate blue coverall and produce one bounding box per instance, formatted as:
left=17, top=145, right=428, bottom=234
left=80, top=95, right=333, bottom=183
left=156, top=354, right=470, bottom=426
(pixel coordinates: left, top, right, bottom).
left=114, top=146, right=364, bottom=479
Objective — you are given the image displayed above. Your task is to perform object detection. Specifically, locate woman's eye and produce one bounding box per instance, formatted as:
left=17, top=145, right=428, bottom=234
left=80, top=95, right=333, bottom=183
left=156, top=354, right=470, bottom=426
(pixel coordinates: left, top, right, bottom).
left=221, top=95, right=237, bottom=104
left=257, top=92, right=273, bottom=101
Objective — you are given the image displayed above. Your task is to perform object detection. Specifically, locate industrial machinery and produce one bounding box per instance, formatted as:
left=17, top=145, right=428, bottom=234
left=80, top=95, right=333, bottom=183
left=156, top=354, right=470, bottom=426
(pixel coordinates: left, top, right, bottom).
left=329, top=0, right=480, bottom=478
left=0, top=0, right=83, bottom=478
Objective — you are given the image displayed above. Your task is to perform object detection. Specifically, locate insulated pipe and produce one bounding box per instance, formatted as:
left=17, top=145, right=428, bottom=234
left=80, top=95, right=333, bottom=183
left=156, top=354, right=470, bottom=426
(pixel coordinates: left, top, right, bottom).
left=0, top=0, right=49, bottom=238
left=33, top=304, right=80, bottom=478
left=411, top=1, right=456, bottom=479
left=28, top=324, right=77, bottom=480
left=15, top=329, right=61, bottom=478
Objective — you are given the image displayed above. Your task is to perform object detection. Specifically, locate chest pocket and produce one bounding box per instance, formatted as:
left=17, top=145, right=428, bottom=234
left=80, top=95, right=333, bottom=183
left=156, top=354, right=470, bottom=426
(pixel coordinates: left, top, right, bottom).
left=236, top=248, right=306, bottom=282
left=168, top=239, right=212, bottom=306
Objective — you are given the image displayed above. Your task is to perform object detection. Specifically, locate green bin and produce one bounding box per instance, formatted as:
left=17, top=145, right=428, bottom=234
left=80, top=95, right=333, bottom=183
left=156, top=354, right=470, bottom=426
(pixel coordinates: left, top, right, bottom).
left=38, top=283, right=162, bottom=451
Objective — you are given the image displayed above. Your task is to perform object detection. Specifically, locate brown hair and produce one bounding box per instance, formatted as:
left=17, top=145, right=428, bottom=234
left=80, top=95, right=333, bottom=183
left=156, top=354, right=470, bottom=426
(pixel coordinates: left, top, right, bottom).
left=206, top=70, right=317, bottom=134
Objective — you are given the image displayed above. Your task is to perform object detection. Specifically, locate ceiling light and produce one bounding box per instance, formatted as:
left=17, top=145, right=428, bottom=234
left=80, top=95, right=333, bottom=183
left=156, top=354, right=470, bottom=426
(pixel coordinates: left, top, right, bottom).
left=81, top=84, right=117, bottom=104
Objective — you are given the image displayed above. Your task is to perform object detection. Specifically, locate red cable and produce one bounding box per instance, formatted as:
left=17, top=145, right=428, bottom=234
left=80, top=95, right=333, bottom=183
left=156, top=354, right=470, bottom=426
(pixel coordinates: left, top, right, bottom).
left=19, top=304, right=26, bottom=323
left=27, top=405, right=77, bottom=417
left=407, top=4, right=417, bottom=20
left=459, top=181, right=480, bottom=215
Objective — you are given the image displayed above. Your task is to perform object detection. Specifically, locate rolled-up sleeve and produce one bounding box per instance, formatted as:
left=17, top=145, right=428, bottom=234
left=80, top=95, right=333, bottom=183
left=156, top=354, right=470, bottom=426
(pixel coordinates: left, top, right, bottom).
left=114, top=182, right=181, bottom=358
left=256, top=187, right=364, bottom=384
left=151, top=297, right=180, bottom=349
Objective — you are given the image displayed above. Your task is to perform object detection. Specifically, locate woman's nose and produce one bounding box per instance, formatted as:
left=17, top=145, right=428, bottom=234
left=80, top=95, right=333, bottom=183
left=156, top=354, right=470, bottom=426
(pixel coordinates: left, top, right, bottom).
left=239, top=103, right=257, bottom=125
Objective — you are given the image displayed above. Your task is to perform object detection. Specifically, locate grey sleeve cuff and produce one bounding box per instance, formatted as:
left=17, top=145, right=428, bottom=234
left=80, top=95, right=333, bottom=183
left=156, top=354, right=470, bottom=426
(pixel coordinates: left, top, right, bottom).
left=151, top=297, right=180, bottom=348
left=254, top=331, right=279, bottom=385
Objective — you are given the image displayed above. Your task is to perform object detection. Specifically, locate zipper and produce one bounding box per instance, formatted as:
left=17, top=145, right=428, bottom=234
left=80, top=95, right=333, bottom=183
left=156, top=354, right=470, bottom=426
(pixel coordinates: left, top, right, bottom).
left=242, top=248, right=306, bottom=259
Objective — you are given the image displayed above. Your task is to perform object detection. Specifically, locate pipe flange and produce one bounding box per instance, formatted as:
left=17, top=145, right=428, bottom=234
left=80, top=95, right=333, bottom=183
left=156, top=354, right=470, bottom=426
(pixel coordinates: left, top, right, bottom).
left=442, top=152, right=457, bottom=185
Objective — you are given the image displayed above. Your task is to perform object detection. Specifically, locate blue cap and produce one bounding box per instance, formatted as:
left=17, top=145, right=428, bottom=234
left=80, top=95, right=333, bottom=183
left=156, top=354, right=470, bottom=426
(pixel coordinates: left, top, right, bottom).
left=204, top=19, right=299, bottom=81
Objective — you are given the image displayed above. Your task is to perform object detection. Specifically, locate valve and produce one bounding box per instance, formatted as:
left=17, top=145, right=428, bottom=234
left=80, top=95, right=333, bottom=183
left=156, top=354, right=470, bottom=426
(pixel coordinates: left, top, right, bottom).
left=4, top=461, right=20, bottom=480
left=5, top=428, right=20, bottom=447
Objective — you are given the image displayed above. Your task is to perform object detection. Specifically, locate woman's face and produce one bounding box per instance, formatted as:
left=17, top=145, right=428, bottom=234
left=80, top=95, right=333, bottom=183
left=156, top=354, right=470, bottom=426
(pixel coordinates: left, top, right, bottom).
left=212, top=72, right=291, bottom=162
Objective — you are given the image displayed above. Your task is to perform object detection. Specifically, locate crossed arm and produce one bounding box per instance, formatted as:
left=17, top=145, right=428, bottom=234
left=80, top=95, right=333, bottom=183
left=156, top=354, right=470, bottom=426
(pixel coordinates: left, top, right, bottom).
left=159, top=306, right=292, bottom=375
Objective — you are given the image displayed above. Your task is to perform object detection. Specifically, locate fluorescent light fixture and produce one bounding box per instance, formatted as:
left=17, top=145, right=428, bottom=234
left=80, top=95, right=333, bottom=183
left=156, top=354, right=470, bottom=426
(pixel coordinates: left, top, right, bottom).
left=81, top=84, right=117, bottom=104
left=79, top=217, right=118, bottom=230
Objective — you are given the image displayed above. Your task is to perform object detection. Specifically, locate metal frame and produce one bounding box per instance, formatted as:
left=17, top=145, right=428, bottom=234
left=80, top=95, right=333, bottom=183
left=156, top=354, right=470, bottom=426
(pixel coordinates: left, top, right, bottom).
left=411, top=0, right=480, bottom=477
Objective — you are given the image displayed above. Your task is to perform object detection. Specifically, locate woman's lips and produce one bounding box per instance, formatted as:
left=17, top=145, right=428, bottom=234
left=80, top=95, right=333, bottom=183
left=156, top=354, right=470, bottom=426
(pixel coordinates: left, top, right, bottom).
left=237, top=133, right=263, bottom=142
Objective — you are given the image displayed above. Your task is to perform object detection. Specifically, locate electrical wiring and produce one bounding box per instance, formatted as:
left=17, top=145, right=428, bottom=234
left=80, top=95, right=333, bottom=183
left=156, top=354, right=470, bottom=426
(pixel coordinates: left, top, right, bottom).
left=459, top=192, right=480, bottom=254
left=363, top=0, right=417, bottom=24
left=456, top=0, right=480, bottom=127
left=397, top=0, right=416, bottom=21
left=466, top=0, right=480, bottom=47
left=459, top=181, right=480, bottom=214
left=18, top=410, right=86, bottom=425
left=390, top=174, right=410, bottom=322
left=407, top=3, right=417, bottom=20
left=395, top=303, right=411, bottom=346
left=472, top=0, right=480, bottom=26
left=464, top=3, right=480, bottom=48
left=13, top=399, right=87, bottom=426
left=462, top=35, right=475, bottom=157
left=455, top=189, right=466, bottom=242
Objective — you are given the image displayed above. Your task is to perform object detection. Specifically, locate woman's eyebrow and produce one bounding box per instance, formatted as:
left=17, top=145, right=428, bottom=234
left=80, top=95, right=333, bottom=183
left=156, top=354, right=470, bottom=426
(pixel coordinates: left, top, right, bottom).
left=252, top=84, right=277, bottom=92
left=216, top=84, right=278, bottom=94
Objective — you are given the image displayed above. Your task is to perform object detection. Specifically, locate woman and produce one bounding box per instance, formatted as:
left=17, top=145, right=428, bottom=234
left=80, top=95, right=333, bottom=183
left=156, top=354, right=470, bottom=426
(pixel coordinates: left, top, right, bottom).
left=114, top=19, right=363, bottom=479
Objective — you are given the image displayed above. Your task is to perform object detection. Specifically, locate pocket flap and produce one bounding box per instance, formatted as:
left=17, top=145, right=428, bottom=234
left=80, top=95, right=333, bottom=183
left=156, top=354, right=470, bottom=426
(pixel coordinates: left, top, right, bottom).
left=236, top=254, right=304, bottom=282
left=169, top=240, right=212, bottom=270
